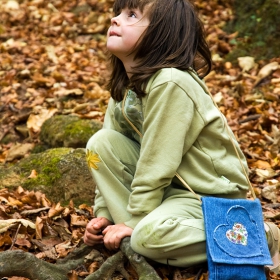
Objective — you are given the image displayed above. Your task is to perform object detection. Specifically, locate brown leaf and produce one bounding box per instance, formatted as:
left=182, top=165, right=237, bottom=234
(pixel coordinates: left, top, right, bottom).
left=254, top=61, right=279, bottom=87
left=55, top=240, right=73, bottom=258
left=67, top=271, right=79, bottom=280
left=5, top=143, right=35, bottom=162
left=8, top=196, right=23, bottom=208
left=35, top=216, right=44, bottom=240
left=0, top=231, right=12, bottom=247
left=27, top=108, right=57, bottom=138
left=48, top=203, right=65, bottom=219
left=88, top=261, right=100, bottom=274
left=28, top=169, right=38, bottom=179
left=21, top=191, right=40, bottom=207
left=70, top=214, right=88, bottom=227
left=15, top=238, right=32, bottom=248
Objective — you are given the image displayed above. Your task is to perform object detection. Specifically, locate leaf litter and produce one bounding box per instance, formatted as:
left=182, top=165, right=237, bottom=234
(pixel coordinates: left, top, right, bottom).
left=0, top=0, right=279, bottom=279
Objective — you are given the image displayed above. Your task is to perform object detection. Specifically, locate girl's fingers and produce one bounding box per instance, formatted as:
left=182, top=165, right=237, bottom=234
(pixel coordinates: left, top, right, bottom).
left=84, top=217, right=113, bottom=246
left=83, top=231, right=103, bottom=246
left=102, top=224, right=133, bottom=250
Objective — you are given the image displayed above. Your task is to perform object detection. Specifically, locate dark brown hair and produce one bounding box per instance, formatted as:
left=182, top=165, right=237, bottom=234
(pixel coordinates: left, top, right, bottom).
left=107, top=0, right=212, bottom=101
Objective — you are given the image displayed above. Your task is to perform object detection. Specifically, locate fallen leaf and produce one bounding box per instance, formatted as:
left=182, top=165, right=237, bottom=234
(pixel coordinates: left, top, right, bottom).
left=55, top=240, right=73, bottom=258
left=0, top=219, right=35, bottom=234
left=262, top=185, right=278, bottom=203
left=70, top=214, right=88, bottom=227
left=27, top=107, right=57, bottom=138
left=238, top=56, right=256, bottom=72
left=35, top=216, right=44, bottom=240
left=28, top=169, right=38, bottom=179
left=254, top=61, right=279, bottom=87
left=0, top=231, right=12, bottom=247
left=5, top=143, right=35, bottom=162
left=48, top=203, right=65, bottom=218
left=54, top=88, right=83, bottom=96
left=45, top=45, right=59, bottom=64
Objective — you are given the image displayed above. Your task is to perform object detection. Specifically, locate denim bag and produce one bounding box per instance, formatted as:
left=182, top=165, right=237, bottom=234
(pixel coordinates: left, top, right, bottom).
left=202, top=197, right=272, bottom=280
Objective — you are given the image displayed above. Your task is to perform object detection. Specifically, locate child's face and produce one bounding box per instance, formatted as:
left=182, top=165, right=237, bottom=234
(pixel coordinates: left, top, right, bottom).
left=107, top=6, right=150, bottom=63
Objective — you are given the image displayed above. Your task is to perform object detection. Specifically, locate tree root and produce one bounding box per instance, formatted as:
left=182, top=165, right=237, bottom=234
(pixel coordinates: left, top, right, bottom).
left=0, top=250, right=69, bottom=280
left=84, top=251, right=126, bottom=280
left=0, top=238, right=161, bottom=280
left=120, top=237, right=162, bottom=280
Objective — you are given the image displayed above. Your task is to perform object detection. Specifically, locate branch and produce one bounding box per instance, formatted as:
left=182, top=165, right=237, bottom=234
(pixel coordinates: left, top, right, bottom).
left=120, top=237, right=162, bottom=280
left=84, top=251, right=126, bottom=280
left=0, top=239, right=161, bottom=280
left=84, top=237, right=161, bottom=280
left=0, top=243, right=93, bottom=280
left=0, top=250, right=69, bottom=280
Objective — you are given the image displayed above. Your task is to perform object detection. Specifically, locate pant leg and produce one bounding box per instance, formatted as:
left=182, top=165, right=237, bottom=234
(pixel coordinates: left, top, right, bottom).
left=131, top=186, right=207, bottom=267
left=86, top=129, right=139, bottom=224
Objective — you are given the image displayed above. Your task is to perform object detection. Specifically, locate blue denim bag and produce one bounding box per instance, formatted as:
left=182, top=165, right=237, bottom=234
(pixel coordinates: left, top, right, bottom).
left=202, top=197, right=272, bottom=280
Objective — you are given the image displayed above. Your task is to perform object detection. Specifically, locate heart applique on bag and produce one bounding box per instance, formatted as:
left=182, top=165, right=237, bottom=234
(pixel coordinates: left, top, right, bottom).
left=213, top=205, right=263, bottom=257
left=226, top=223, right=248, bottom=245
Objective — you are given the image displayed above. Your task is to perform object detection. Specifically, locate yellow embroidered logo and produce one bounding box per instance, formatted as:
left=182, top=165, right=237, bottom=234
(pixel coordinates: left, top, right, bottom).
left=86, top=149, right=101, bottom=170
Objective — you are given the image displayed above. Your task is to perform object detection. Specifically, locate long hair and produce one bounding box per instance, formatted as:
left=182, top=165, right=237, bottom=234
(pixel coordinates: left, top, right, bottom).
left=107, top=0, right=212, bottom=101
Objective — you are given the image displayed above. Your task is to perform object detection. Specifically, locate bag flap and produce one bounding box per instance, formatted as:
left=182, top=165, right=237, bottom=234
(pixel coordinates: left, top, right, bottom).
left=202, top=197, right=273, bottom=265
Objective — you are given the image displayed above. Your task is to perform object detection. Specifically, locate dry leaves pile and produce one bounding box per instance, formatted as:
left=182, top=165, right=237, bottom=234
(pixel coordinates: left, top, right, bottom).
left=0, top=0, right=112, bottom=162
left=0, top=186, right=133, bottom=279
left=0, top=186, right=208, bottom=280
left=0, top=0, right=280, bottom=279
left=0, top=186, right=93, bottom=279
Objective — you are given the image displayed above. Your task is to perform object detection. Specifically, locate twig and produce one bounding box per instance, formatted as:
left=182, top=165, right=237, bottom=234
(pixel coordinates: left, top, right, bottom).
left=20, top=207, right=50, bottom=216
left=9, top=224, right=21, bottom=250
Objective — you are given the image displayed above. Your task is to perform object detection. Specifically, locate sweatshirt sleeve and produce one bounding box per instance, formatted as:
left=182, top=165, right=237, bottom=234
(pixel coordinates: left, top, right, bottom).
left=94, top=186, right=113, bottom=222
left=124, top=80, right=197, bottom=228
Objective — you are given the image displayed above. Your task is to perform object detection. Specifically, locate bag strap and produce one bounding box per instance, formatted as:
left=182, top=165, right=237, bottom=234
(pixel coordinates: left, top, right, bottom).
left=121, top=71, right=256, bottom=201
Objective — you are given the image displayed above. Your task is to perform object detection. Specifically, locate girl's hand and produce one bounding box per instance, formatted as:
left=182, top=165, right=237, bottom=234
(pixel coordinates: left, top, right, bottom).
left=84, top=217, right=113, bottom=246
left=102, top=224, right=133, bottom=251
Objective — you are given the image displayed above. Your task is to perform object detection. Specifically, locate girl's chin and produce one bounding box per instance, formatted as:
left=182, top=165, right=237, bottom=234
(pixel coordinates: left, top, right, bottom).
left=106, top=47, right=123, bottom=59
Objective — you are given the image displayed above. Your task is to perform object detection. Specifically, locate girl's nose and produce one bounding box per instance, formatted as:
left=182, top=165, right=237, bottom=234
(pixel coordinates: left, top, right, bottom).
left=111, top=15, right=120, bottom=26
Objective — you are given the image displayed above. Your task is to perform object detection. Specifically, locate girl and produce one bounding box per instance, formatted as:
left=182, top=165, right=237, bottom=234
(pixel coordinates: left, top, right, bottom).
left=84, top=0, right=280, bottom=272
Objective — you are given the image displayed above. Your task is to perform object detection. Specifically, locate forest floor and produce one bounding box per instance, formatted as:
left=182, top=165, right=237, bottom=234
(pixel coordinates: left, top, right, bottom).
left=0, top=0, right=280, bottom=279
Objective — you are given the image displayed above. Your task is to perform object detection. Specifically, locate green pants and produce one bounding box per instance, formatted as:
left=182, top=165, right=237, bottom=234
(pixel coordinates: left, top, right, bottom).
left=86, top=129, right=207, bottom=267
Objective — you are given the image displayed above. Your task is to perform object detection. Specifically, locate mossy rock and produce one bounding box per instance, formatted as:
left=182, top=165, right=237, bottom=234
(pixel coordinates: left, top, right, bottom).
left=225, top=0, right=280, bottom=61
left=40, top=115, right=102, bottom=149
left=0, top=148, right=95, bottom=205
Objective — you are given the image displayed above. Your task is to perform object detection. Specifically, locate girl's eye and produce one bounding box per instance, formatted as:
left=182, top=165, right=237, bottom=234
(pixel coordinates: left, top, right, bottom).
left=129, top=11, right=137, bottom=18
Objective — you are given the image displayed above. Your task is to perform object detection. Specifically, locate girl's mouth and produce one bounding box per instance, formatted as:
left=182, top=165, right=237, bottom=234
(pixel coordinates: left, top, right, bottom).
left=109, top=31, right=120, bottom=37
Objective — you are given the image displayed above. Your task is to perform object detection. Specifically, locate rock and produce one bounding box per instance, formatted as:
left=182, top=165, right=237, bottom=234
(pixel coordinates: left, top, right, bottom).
left=40, top=115, right=102, bottom=149
left=0, top=148, right=95, bottom=205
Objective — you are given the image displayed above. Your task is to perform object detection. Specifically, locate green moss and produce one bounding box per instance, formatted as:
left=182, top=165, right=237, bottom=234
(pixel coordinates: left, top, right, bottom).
left=63, top=120, right=94, bottom=143
left=1, top=133, right=19, bottom=144
left=31, top=144, right=49, bottom=154
left=18, top=148, right=70, bottom=189
left=225, top=0, right=280, bottom=61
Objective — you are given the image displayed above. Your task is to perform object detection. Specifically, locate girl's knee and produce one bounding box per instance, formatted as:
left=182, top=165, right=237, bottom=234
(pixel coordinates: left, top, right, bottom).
left=130, top=217, right=205, bottom=255
left=130, top=220, right=164, bottom=254
left=130, top=227, right=148, bottom=254
left=86, top=129, right=117, bottom=152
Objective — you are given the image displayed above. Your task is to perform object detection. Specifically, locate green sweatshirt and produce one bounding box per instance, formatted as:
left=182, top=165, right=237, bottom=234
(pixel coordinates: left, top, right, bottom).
left=98, top=68, right=249, bottom=228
